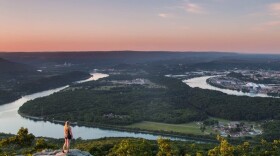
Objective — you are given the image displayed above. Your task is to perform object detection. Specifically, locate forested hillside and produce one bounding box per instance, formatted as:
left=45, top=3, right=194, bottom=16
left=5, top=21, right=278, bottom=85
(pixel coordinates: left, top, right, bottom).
left=0, top=57, right=35, bottom=74
left=19, top=75, right=206, bottom=125
left=20, top=71, right=280, bottom=127
left=0, top=57, right=91, bottom=105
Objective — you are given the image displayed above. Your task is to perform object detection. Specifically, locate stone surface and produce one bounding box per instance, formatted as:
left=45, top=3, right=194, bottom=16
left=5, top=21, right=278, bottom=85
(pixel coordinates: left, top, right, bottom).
left=33, top=149, right=92, bottom=156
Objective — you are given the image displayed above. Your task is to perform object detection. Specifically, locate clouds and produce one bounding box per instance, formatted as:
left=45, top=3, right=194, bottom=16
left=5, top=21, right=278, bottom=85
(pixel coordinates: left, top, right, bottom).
left=157, top=0, right=207, bottom=17
left=158, top=13, right=171, bottom=18
left=157, top=1, right=206, bottom=19
left=250, top=2, right=280, bottom=31
left=253, top=21, right=280, bottom=32
left=265, top=21, right=280, bottom=27
left=184, top=3, right=206, bottom=14
left=268, top=3, right=280, bottom=16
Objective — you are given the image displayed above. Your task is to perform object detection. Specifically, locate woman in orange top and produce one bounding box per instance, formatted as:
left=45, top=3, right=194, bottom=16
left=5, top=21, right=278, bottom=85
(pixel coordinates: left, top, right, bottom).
left=62, top=121, right=73, bottom=153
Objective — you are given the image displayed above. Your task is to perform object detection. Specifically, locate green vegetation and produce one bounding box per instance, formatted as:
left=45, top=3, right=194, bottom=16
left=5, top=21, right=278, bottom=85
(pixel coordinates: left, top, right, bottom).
left=0, top=128, right=213, bottom=155
left=126, top=121, right=216, bottom=135
left=2, top=128, right=280, bottom=155
left=18, top=68, right=280, bottom=140
left=261, top=120, right=280, bottom=141
left=20, top=70, right=280, bottom=124
left=0, top=128, right=54, bottom=155
left=110, top=139, right=154, bottom=156
left=188, top=87, right=280, bottom=121
left=4, top=56, right=279, bottom=143
left=19, top=75, right=206, bottom=125
left=0, top=67, right=91, bottom=105
left=0, top=90, right=20, bottom=105
left=4, top=53, right=280, bottom=154
left=0, top=57, right=36, bottom=104
left=16, top=71, right=90, bottom=94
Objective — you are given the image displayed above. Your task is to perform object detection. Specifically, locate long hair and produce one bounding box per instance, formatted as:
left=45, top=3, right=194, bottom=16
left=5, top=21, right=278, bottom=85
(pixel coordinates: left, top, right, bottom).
left=64, top=121, right=70, bottom=130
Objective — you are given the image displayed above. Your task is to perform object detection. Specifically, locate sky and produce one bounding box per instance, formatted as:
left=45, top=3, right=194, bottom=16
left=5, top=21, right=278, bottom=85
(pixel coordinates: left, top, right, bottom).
left=0, top=0, right=280, bottom=53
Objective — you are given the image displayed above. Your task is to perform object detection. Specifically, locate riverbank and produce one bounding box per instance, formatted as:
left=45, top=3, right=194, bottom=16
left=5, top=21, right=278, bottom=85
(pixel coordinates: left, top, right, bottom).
left=19, top=112, right=219, bottom=143
left=206, top=77, right=248, bottom=93
left=0, top=71, right=92, bottom=106
left=183, top=75, right=275, bottom=98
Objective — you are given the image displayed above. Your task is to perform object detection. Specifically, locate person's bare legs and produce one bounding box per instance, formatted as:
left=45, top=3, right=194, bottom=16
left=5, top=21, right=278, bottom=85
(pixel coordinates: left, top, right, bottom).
left=62, top=138, right=67, bottom=153
left=65, top=139, right=70, bottom=153
left=67, top=139, right=71, bottom=153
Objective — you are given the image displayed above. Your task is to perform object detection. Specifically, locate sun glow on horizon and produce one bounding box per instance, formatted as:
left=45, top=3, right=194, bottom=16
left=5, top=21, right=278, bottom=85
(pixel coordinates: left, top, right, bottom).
left=0, top=0, right=280, bottom=53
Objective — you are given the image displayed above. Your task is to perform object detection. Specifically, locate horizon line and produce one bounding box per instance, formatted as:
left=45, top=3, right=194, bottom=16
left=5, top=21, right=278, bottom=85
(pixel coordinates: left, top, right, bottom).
left=0, top=50, right=280, bottom=55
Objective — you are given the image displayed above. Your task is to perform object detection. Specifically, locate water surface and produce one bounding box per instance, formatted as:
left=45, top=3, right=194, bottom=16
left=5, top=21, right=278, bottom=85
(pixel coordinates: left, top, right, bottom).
left=183, top=76, right=275, bottom=98
left=0, top=73, right=186, bottom=141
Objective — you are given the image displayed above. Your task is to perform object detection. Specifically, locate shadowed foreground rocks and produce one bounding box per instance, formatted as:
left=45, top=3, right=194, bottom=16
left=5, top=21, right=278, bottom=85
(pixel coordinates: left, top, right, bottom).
left=33, top=149, right=92, bottom=156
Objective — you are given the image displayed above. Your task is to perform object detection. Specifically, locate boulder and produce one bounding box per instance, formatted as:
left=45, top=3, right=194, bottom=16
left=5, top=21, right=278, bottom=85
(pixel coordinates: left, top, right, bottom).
left=33, top=149, right=92, bottom=156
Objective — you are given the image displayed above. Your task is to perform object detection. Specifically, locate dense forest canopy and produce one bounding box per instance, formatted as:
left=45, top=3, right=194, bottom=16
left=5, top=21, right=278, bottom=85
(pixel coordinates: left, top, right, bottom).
left=19, top=74, right=206, bottom=125
left=20, top=70, right=280, bottom=126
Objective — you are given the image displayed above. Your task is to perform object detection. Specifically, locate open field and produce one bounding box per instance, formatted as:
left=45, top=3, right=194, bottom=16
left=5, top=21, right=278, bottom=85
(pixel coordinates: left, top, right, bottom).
left=125, top=121, right=217, bottom=135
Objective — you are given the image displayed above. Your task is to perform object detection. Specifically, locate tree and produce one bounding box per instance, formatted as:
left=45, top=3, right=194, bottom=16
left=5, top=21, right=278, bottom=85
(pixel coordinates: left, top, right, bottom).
left=235, top=141, right=250, bottom=155
left=157, top=137, right=176, bottom=156
left=208, top=135, right=234, bottom=156
left=200, top=125, right=206, bottom=133
left=111, top=139, right=153, bottom=156
left=16, top=127, right=35, bottom=147
left=35, top=138, right=56, bottom=150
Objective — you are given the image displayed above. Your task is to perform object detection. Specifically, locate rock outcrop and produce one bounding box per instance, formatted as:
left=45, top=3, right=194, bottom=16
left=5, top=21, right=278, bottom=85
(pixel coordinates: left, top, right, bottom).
left=33, top=149, right=92, bottom=156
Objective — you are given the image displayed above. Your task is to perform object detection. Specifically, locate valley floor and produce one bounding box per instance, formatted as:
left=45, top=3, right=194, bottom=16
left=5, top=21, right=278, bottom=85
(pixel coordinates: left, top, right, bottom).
left=126, top=121, right=216, bottom=135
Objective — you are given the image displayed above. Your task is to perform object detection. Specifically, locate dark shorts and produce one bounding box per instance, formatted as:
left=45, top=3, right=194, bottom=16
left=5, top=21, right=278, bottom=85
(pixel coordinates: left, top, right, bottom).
left=65, top=135, right=72, bottom=140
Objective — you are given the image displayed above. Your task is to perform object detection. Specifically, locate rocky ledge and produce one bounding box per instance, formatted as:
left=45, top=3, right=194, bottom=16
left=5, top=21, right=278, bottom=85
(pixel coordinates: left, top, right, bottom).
left=33, top=149, right=92, bottom=156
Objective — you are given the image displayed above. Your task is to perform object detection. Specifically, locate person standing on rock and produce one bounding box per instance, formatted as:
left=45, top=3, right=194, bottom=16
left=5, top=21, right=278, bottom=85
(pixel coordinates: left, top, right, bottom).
left=62, top=121, right=73, bottom=153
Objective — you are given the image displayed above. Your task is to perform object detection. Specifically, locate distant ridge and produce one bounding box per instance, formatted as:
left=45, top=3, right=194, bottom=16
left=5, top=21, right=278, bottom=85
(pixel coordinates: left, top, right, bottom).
left=0, top=51, right=239, bottom=66
left=0, top=57, right=34, bottom=73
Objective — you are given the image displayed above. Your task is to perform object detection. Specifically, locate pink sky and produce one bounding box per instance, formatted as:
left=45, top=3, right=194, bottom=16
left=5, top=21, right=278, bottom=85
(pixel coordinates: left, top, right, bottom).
left=0, top=0, right=280, bottom=53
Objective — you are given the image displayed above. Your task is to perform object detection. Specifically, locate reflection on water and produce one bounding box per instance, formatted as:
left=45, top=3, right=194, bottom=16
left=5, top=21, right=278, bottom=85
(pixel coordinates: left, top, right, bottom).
left=76, top=73, right=109, bottom=83
left=183, top=76, right=275, bottom=98
left=0, top=73, right=186, bottom=141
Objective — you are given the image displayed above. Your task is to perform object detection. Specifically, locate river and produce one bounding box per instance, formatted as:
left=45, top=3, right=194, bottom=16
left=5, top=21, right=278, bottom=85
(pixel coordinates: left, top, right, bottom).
left=0, top=73, right=184, bottom=140
left=183, top=76, right=275, bottom=98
